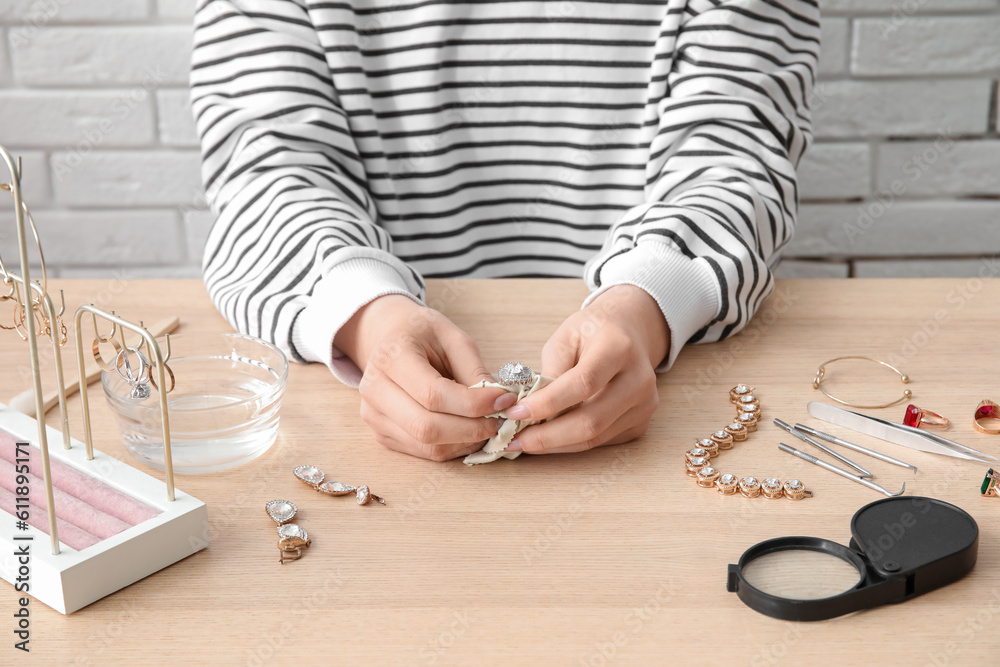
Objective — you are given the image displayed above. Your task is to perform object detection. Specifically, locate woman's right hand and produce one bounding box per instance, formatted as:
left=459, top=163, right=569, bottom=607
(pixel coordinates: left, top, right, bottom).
left=335, top=295, right=516, bottom=461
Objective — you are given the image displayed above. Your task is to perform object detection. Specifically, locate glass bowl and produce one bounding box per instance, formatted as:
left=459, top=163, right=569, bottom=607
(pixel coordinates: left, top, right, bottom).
left=102, top=332, right=288, bottom=474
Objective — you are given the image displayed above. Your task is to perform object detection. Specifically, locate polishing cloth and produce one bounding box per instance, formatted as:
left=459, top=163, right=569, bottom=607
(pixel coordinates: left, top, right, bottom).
left=464, top=373, right=554, bottom=465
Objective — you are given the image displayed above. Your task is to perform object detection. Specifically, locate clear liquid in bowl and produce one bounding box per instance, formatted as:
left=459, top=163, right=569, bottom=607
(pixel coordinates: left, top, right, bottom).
left=102, top=334, right=288, bottom=474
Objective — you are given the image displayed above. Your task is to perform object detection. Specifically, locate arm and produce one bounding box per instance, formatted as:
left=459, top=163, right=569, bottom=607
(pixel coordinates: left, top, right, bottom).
left=191, top=0, right=508, bottom=459
left=585, top=0, right=821, bottom=369
left=508, top=0, right=820, bottom=454
left=191, top=0, right=422, bottom=386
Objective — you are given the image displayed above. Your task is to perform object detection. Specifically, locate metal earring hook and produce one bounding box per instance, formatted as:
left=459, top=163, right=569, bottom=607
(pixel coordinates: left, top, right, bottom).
left=54, top=289, right=65, bottom=317
left=133, top=320, right=147, bottom=354
left=91, top=307, right=117, bottom=343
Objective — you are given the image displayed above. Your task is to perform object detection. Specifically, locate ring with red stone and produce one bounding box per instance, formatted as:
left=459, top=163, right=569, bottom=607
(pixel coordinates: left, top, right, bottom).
left=739, top=476, right=761, bottom=498
left=974, top=400, right=1000, bottom=435
left=695, top=437, right=720, bottom=457
left=730, top=385, right=754, bottom=404
left=724, top=422, right=749, bottom=442
left=686, top=447, right=710, bottom=463
left=710, top=430, right=735, bottom=450
left=903, top=404, right=949, bottom=429
left=716, top=473, right=739, bottom=495
left=782, top=479, right=812, bottom=500
left=696, top=466, right=721, bottom=488
left=761, top=478, right=784, bottom=499
left=736, top=412, right=759, bottom=431
left=686, top=456, right=710, bottom=476
left=737, top=394, right=760, bottom=412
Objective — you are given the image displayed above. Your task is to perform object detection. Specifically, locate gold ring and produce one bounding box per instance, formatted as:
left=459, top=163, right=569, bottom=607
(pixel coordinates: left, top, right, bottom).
left=148, top=361, right=176, bottom=394
left=974, top=400, right=1000, bottom=435
left=92, top=336, right=122, bottom=372
left=903, top=404, right=949, bottom=429
left=981, top=468, right=999, bottom=497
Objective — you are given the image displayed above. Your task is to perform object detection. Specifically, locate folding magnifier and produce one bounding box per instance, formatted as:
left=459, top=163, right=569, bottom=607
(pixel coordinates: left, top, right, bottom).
left=727, top=497, right=978, bottom=621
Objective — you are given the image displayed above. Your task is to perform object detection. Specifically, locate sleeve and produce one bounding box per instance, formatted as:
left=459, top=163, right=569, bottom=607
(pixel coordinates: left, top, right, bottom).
left=582, top=0, right=820, bottom=370
left=190, top=0, right=424, bottom=386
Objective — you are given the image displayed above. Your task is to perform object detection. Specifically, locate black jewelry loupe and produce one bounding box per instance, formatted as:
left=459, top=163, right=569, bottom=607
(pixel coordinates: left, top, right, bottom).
left=727, top=496, right=978, bottom=621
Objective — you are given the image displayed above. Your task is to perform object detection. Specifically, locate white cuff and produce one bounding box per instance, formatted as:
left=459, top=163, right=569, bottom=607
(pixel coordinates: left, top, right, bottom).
left=583, top=241, right=720, bottom=371
left=291, top=256, right=422, bottom=386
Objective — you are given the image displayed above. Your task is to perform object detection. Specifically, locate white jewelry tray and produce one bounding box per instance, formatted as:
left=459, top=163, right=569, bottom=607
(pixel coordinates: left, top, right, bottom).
left=0, top=404, right=208, bottom=614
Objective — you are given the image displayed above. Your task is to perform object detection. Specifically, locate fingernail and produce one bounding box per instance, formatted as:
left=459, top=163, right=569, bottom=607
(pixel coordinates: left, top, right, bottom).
left=505, top=439, right=523, bottom=452
left=505, top=404, right=530, bottom=420
left=493, top=393, right=517, bottom=411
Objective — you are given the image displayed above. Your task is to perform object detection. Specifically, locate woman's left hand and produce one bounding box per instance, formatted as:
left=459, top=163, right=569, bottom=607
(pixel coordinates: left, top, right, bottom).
left=504, top=285, right=670, bottom=454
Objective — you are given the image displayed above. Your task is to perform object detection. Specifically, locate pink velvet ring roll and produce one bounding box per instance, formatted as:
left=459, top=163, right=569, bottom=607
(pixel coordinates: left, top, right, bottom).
left=0, top=485, right=101, bottom=551
left=0, top=458, right=133, bottom=540
left=0, top=431, right=160, bottom=525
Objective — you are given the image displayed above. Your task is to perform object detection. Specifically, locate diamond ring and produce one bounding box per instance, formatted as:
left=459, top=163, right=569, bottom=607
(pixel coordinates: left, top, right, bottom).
left=498, top=361, right=532, bottom=386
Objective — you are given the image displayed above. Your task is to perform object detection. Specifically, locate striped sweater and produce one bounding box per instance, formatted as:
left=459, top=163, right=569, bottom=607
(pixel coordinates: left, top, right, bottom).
left=191, top=0, right=820, bottom=385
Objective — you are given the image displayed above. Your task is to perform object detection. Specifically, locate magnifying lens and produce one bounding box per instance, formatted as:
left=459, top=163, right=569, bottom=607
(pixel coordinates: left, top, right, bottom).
left=727, top=496, right=978, bottom=621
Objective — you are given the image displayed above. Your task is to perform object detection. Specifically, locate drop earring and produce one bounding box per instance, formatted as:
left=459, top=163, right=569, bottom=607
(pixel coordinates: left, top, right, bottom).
left=265, top=499, right=311, bottom=564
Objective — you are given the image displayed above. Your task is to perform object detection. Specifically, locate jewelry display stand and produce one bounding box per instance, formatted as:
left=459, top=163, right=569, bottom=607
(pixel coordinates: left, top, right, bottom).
left=0, top=145, right=208, bottom=614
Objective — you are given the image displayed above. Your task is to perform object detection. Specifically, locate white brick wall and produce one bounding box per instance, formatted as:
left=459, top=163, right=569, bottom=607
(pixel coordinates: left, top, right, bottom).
left=778, top=0, right=1000, bottom=279
left=0, top=1, right=997, bottom=280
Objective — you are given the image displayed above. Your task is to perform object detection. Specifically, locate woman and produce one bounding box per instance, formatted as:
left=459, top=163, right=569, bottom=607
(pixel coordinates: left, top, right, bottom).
left=190, top=0, right=820, bottom=460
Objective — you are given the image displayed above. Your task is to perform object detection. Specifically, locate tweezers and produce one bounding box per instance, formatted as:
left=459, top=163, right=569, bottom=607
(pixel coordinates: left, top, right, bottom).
left=807, top=401, right=999, bottom=464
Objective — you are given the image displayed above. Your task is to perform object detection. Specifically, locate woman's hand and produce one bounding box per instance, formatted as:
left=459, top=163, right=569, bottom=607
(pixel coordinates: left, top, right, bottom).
left=504, top=285, right=669, bottom=454
left=335, top=295, right=516, bottom=461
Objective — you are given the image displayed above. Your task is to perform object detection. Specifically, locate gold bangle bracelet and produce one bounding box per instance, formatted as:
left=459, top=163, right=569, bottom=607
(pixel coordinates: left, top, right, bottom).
left=812, top=356, right=912, bottom=409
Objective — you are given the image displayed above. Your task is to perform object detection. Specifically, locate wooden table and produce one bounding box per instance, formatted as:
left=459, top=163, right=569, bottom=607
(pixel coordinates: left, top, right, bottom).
left=3, top=278, right=999, bottom=665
